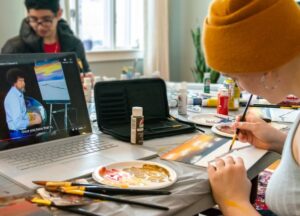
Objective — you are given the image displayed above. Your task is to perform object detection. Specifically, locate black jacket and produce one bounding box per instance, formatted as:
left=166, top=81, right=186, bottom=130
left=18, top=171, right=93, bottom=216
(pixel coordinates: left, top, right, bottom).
left=1, top=19, right=90, bottom=73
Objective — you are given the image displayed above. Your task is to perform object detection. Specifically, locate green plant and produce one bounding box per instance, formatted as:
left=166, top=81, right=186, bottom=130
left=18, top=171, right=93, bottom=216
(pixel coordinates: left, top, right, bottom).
left=191, top=26, right=220, bottom=83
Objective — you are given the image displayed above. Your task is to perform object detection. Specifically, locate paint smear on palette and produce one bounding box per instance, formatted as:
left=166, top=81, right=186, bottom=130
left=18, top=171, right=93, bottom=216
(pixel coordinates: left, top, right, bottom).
left=189, top=113, right=234, bottom=126
left=211, top=123, right=235, bottom=138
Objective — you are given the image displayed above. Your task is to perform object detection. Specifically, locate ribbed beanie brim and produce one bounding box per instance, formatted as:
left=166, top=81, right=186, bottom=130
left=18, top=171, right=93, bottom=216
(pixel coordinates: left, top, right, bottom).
left=203, top=0, right=300, bottom=73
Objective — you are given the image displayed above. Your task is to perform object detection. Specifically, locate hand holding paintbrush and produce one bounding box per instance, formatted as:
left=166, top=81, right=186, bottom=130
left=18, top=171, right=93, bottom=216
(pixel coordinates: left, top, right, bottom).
left=228, top=94, right=253, bottom=152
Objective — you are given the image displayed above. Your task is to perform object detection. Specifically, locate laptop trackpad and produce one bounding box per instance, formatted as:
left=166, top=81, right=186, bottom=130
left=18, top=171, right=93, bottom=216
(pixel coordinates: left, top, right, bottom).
left=15, top=154, right=115, bottom=189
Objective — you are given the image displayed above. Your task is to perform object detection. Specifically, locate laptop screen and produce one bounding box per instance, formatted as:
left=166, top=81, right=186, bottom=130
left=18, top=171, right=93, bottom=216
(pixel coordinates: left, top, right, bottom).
left=0, top=53, right=92, bottom=151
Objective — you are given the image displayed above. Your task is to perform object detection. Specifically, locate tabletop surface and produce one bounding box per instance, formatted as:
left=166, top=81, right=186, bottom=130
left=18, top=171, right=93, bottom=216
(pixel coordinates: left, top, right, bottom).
left=0, top=105, right=281, bottom=216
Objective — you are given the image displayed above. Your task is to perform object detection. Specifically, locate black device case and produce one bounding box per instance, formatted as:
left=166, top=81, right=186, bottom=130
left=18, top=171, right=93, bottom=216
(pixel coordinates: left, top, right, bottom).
left=94, top=78, right=195, bottom=142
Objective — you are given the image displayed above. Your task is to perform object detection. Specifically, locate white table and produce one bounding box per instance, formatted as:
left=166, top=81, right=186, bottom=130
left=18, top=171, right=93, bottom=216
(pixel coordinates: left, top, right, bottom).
left=70, top=107, right=279, bottom=216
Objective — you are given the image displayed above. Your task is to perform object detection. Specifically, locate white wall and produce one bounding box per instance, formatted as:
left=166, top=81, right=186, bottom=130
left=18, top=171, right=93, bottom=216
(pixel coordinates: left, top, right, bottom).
left=90, top=59, right=143, bottom=79
left=169, top=0, right=211, bottom=82
left=0, top=0, right=25, bottom=48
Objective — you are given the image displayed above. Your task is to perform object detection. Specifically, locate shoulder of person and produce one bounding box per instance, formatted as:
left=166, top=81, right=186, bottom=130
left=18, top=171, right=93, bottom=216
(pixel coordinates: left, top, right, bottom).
left=58, top=20, right=84, bottom=49
left=1, top=36, right=27, bottom=53
left=58, top=19, right=80, bottom=43
left=293, top=126, right=300, bottom=166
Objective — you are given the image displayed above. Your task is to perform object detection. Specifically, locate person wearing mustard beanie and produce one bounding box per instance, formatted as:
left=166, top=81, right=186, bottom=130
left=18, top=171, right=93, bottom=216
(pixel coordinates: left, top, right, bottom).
left=203, top=0, right=300, bottom=216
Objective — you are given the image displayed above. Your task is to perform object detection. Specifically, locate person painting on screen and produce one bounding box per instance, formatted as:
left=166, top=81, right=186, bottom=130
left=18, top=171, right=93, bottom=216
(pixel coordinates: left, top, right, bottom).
left=4, top=68, right=42, bottom=138
left=203, top=0, right=300, bottom=215
left=1, top=0, right=93, bottom=82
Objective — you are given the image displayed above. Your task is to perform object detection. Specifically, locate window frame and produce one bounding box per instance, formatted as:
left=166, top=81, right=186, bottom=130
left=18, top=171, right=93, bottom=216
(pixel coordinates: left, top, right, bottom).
left=62, top=0, right=144, bottom=62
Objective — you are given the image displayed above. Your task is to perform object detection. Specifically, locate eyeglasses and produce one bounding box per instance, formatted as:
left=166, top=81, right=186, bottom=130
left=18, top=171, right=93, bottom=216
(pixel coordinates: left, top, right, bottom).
left=26, top=16, right=55, bottom=28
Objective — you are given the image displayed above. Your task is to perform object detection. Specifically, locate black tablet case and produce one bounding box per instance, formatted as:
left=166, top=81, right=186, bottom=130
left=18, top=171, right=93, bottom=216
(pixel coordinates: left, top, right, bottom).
left=94, top=78, right=195, bottom=142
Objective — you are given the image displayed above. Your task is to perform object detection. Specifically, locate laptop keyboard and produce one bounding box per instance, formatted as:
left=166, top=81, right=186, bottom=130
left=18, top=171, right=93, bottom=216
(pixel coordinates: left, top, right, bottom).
left=1, top=135, right=118, bottom=171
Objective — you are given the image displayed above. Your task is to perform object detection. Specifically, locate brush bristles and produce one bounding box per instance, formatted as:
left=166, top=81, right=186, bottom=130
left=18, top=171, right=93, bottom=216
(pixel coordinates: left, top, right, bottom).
left=32, top=181, right=47, bottom=186
left=229, top=133, right=238, bottom=152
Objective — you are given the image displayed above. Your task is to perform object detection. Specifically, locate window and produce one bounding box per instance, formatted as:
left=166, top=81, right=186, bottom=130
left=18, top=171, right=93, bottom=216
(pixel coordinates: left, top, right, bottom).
left=63, top=0, right=144, bottom=52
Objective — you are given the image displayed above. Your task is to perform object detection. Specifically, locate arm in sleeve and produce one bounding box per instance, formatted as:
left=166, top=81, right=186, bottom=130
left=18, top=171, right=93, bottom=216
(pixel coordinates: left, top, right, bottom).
left=4, top=94, right=29, bottom=130
left=1, top=37, right=25, bottom=54
left=76, top=40, right=91, bottom=73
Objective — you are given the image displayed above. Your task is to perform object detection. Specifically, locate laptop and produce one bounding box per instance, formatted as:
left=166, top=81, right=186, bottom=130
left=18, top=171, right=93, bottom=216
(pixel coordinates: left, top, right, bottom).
left=0, top=53, right=156, bottom=190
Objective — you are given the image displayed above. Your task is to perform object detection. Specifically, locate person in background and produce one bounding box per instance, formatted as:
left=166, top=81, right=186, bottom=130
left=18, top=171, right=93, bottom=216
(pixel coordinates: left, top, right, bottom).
left=4, top=68, right=42, bottom=138
left=203, top=0, right=300, bottom=215
left=1, top=0, right=93, bottom=82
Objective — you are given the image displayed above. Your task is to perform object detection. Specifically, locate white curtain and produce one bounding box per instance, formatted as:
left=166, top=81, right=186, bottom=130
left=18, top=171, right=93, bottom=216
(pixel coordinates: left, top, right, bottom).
left=144, top=0, right=170, bottom=80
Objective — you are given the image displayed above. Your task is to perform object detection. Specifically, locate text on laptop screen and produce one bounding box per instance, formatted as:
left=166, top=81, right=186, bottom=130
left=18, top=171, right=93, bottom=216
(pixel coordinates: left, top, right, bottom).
left=0, top=53, right=92, bottom=150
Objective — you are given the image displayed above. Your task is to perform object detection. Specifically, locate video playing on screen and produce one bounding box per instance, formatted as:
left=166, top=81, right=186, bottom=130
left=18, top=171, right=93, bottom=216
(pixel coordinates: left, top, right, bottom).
left=0, top=53, right=91, bottom=150
left=35, top=59, right=71, bottom=104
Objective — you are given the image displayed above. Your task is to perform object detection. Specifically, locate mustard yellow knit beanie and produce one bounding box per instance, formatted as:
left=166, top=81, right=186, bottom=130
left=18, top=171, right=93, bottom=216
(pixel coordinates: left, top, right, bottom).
left=203, top=0, right=300, bottom=73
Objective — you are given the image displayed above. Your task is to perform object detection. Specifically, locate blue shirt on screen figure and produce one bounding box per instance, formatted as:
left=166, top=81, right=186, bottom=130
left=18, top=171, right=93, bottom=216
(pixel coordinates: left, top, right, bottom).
left=4, top=68, right=41, bottom=138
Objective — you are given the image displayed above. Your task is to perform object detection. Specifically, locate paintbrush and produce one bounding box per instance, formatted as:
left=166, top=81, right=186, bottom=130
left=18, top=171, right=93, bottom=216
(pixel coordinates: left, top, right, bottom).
left=228, top=94, right=253, bottom=152
left=45, top=185, right=171, bottom=195
left=59, top=189, right=169, bottom=211
left=33, top=180, right=99, bottom=187
left=34, top=181, right=171, bottom=195
left=148, top=124, right=183, bottom=131
left=29, top=197, right=102, bottom=216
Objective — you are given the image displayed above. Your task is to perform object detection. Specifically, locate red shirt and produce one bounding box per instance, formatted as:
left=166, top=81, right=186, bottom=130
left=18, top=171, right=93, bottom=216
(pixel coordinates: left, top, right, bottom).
left=43, top=42, right=61, bottom=53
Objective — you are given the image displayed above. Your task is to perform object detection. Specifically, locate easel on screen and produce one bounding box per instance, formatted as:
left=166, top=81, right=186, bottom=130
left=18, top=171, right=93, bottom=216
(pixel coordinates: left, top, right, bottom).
left=48, top=101, right=71, bottom=131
